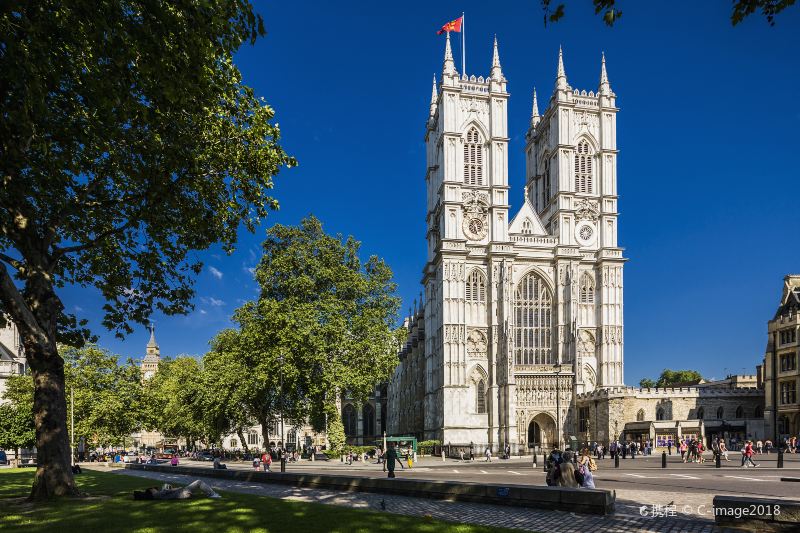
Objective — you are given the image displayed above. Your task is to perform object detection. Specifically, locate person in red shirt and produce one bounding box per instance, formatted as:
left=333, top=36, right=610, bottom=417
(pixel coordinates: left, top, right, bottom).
left=742, top=441, right=759, bottom=468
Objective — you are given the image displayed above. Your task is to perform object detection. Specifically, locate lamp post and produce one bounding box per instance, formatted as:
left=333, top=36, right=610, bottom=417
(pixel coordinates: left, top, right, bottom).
left=278, top=355, right=285, bottom=451
left=555, top=363, right=562, bottom=449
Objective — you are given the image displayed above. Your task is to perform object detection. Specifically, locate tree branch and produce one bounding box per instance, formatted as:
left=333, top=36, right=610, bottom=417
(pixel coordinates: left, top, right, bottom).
left=0, top=261, right=52, bottom=351
left=0, top=252, right=24, bottom=272
left=51, top=219, right=137, bottom=258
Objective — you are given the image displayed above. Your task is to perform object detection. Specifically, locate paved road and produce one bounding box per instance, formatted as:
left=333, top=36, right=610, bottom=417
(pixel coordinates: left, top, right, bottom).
left=159, top=453, right=800, bottom=519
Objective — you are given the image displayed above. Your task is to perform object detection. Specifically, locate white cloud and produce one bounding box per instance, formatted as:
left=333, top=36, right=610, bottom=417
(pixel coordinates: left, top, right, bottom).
left=73, top=305, right=84, bottom=312
left=208, top=266, right=223, bottom=279
left=199, top=309, right=207, bottom=315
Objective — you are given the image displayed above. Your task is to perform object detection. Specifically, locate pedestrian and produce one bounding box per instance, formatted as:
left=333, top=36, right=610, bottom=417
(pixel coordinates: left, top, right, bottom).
left=742, top=441, right=758, bottom=468
left=261, top=451, right=271, bottom=472
left=385, top=443, right=400, bottom=478
left=252, top=455, right=260, bottom=470
left=667, top=440, right=672, bottom=456
left=485, top=447, right=492, bottom=462
left=719, top=440, right=730, bottom=461
left=459, top=450, right=465, bottom=462
left=170, top=455, right=179, bottom=467
left=578, top=448, right=597, bottom=489
left=756, top=439, right=763, bottom=454
left=556, top=451, right=580, bottom=488
left=765, top=439, right=773, bottom=454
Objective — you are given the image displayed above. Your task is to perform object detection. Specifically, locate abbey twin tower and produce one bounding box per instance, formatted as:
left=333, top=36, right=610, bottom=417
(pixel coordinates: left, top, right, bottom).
left=388, top=35, right=626, bottom=452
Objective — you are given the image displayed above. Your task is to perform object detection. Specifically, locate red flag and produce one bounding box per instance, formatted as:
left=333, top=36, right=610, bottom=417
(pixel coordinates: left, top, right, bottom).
left=437, top=16, right=463, bottom=35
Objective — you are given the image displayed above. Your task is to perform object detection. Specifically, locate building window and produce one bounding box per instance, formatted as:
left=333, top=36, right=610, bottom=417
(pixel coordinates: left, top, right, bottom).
left=735, top=406, right=744, bottom=419
left=466, top=269, right=486, bottom=303
left=636, top=409, right=645, bottom=422
left=755, top=405, right=763, bottom=418
left=476, top=380, right=486, bottom=414
left=717, top=407, right=724, bottom=419
left=522, top=219, right=533, bottom=235
left=574, top=140, right=593, bottom=194
left=362, top=403, right=375, bottom=437
left=248, top=431, right=259, bottom=446
left=780, top=329, right=797, bottom=345
left=778, top=415, right=790, bottom=435
left=579, top=273, right=595, bottom=304
left=463, top=127, right=484, bottom=186
left=343, top=404, right=357, bottom=436
left=579, top=407, right=590, bottom=433
left=696, top=407, right=704, bottom=420
left=780, top=380, right=797, bottom=405
left=230, top=439, right=238, bottom=448
left=781, top=354, right=797, bottom=372
left=656, top=408, right=665, bottom=421
left=513, top=272, right=553, bottom=365
left=543, top=160, right=551, bottom=204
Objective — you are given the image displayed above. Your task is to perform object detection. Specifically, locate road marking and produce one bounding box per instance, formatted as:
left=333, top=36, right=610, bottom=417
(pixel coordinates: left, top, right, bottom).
left=624, top=473, right=649, bottom=478
left=724, top=475, right=765, bottom=482
left=668, top=474, right=700, bottom=480
left=451, top=469, right=460, bottom=473
left=508, top=470, right=523, bottom=475
left=480, top=470, right=489, bottom=474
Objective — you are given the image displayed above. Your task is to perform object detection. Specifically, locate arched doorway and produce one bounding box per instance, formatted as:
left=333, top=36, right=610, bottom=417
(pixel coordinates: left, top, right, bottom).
left=528, top=413, right=556, bottom=451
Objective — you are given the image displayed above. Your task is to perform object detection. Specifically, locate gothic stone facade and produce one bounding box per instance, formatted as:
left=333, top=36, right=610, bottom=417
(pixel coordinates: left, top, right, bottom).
left=388, top=37, right=625, bottom=453
left=577, top=384, right=765, bottom=448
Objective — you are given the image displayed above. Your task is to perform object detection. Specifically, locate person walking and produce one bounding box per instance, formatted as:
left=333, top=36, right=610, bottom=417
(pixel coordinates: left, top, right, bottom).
left=719, top=440, right=730, bottom=461
left=261, top=451, right=272, bottom=472
left=385, top=443, right=401, bottom=478
left=667, top=440, right=672, bottom=456
left=742, top=441, right=759, bottom=468
left=578, top=448, right=597, bottom=489
left=756, top=439, right=763, bottom=454
left=485, top=447, right=492, bottom=462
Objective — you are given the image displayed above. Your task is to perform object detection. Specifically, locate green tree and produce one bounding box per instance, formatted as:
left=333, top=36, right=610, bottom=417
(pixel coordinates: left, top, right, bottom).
left=540, top=0, right=795, bottom=26
left=63, top=345, right=144, bottom=449
left=639, top=369, right=704, bottom=388
left=0, top=2, right=293, bottom=498
left=143, top=356, right=207, bottom=449
left=207, top=216, right=400, bottom=452
left=0, top=375, right=36, bottom=460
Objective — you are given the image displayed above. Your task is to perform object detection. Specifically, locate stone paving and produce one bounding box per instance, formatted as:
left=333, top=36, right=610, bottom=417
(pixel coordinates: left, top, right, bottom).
left=108, top=467, right=718, bottom=533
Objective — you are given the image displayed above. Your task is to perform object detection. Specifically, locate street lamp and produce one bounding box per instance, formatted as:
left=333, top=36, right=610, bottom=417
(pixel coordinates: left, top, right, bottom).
left=555, top=363, right=562, bottom=449
left=278, top=355, right=285, bottom=452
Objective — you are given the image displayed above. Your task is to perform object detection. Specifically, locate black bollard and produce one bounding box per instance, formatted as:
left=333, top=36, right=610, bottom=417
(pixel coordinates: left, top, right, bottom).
left=543, top=453, right=548, bottom=472
left=778, top=449, right=784, bottom=469
left=614, top=453, right=620, bottom=468
left=280, top=458, right=286, bottom=472
left=532, top=453, right=537, bottom=467
left=662, top=451, right=667, bottom=468
left=715, top=451, right=721, bottom=468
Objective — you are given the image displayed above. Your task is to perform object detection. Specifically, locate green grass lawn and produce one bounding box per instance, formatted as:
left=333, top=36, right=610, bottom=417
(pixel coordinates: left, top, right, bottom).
left=0, top=469, right=517, bottom=533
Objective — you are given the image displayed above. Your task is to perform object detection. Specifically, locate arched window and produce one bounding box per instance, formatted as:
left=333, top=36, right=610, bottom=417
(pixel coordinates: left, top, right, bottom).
left=656, top=408, right=665, bottom=421
left=716, top=406, right=724, bottom=420
left=755, top=405, right=763, bottom=418
left=343, top=404, right=357, bottom=436
left=287, top=429, right=297, bottom=446
left=697, top=407, right=704, bottom=420
left=636, top=409, right=645, bottom=422
left=476, top=379, right=486, bottom=413
left=522, top=219, right=533, bottom=235
left=579, top=273, right=595, bottom=304
left=463, top=127, right=484, bottom=186
left=362, top=403, right=375, bottom=437
left=247, top=431, right=259, bottom=446
left=574, top=140, right=593, bottom=194
left=735, top=406, right=744, bottom=419
left=466, top=269, right=486, bottom=303
left=513, top=272, right=553, bottom=365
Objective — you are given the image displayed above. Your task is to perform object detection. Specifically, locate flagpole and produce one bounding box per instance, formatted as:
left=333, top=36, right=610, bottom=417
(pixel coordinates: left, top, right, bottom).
left=462, top=12, right=466, bottom=76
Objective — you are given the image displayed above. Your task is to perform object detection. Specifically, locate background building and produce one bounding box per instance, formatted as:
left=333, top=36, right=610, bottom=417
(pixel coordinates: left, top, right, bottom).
left=763, top=275, right=800, bottom=441
left=0, top=319, right=26, bottom=403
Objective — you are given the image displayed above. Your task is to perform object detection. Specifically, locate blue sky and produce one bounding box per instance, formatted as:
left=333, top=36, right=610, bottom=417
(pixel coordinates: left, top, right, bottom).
left=60, top=1, right=800, bottom=384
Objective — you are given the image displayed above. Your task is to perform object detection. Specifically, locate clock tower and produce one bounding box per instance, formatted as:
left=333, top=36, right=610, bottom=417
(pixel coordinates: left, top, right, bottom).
left=141, top=323, right=160, bottom=381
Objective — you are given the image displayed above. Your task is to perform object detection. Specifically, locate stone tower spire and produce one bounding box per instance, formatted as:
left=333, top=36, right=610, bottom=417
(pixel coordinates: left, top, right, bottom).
left=599, top=52, right=611, bottom=95
left=429, top=74, right=438, bottom=116
left=147, top=322, right=158, bottom=350
left=530, top=88, right=540, bottom=127
left=555, top=45, right=568, bottom=91
left=490, top=35, right=503, bottom=81
left=141, top=322, right=161, bottom=380
left=443, top=32, right=456, bottom=77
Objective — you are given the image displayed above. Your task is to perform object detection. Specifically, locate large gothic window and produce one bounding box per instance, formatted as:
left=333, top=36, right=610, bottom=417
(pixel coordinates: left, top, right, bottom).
left=343, top=404, right=357, bottom=437
left=466, top=269, right=486, bottom=303
left=575, top=140, right=593, bottom=194
left=362, top=403, right=375, bottom=437
left=463, top=127, right=484, bottom=186
left=476, top=379, right=486, bottom=414
left=513, top=272, right=553, bottom=365
left=579, top=273, right=595, bottom=304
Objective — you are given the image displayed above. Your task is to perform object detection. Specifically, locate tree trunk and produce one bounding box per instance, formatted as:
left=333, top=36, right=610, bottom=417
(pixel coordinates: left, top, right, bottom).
left=28, top=344, right=80, bottom=499
left=237, top=427, right=249, bottom=455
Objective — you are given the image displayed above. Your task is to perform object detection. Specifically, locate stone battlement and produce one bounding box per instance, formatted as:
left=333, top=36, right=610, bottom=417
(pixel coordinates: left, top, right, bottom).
left=577, top=385, right=762, bottom=400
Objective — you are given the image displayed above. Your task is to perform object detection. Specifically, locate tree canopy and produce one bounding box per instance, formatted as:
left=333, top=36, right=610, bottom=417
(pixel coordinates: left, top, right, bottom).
left=639, top=369, right=704, bottom=389
left=0, top=0, right=292, bottom=499
left=540, top=0, right=796, bottom=26
left=205, top=216, right=401, bottom=451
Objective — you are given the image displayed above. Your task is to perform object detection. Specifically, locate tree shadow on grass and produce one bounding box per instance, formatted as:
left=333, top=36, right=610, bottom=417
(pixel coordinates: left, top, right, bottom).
left=0, top=469, right=517, bottom=533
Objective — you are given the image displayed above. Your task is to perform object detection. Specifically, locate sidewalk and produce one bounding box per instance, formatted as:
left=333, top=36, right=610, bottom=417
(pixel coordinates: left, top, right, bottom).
left=101, top=466, right=717, bottom=533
